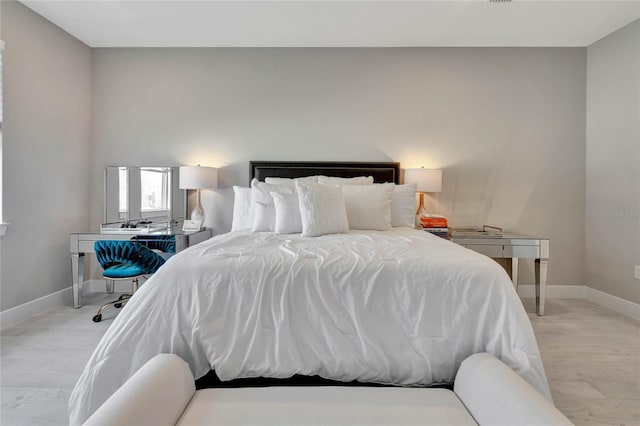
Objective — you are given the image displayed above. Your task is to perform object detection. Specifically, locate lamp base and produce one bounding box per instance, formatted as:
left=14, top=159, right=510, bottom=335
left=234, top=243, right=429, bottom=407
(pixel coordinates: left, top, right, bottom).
left=190, top=189, right=205, bottom=225
left=190, top=206, right=204, bottom=223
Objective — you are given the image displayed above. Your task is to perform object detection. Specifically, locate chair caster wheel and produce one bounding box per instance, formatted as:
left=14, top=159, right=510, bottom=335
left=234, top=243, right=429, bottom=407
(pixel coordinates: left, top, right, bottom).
left=92, top=314, right=102, bottom=323
left=114, top=303, right=122, bottom=309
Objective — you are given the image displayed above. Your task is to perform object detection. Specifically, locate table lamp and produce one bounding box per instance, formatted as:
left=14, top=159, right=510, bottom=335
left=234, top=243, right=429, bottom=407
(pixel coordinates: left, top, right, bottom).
left=179, top=165, right=218, bottom=225
left=404, top=167, right=443, bottom=229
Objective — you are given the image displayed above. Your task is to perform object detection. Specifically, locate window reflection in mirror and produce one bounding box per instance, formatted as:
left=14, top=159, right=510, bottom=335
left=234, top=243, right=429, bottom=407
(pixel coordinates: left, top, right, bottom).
left=104, top=166, right=185, bottom=226
left=140, top=167, right=169, bottom=212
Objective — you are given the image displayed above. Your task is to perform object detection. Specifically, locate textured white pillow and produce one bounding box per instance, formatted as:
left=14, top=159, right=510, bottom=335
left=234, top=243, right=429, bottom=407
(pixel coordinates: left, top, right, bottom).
left=265, top=176, right=318, bottom=185
left=295, top=181, right=349, bottom=237
left=231, top=186, right=255, bottom=232
left=251, top=179, right=294, bottom=232
left=271, top=191, right=303, bottom=234
left=317, top=175, right=374, bottom=185
left=392, top=183, right=417, bottom=228
left=342, top=183, right=395, bottom=231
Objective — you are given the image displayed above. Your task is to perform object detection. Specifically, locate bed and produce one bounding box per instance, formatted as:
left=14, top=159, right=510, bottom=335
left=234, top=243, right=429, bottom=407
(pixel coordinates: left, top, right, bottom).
left=69, top=161, right=551, bottom=425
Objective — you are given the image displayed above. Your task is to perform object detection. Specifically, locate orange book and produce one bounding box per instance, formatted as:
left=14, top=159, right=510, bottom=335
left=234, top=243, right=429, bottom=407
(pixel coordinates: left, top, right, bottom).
left=420, top=215, right=448, bottom=228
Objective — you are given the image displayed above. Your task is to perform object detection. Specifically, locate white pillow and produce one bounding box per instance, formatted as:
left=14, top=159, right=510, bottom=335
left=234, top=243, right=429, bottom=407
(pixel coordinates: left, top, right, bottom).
left=317, top=175, right=374, bottom=185
left=295, top=181, right=349, bottom=237
left=271, top=191, right=303, bottom=234
left=342, top=183, right=395, bottom=231
left=251, top=179, right=294, bottom=232
left=231, top=186, right=255, bottom=231
left=265, top=176, right=318, bottom=185
left=392, top=183, right=417, bottom=228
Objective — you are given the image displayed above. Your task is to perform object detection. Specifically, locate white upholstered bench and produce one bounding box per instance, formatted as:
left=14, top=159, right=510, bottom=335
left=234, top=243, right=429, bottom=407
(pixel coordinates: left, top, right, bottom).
left=83, top=353, right=572, bottom=426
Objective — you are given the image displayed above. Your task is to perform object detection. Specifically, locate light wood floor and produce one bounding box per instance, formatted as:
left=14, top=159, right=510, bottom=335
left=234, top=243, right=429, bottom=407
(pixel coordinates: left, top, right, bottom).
left=523, top=298, right=640, bottom=426
left=1, top=295, right=638, bottom=425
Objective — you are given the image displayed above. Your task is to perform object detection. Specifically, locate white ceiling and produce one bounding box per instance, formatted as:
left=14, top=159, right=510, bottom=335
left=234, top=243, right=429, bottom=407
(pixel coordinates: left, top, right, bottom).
left=20, top=0, right=640, bottom=48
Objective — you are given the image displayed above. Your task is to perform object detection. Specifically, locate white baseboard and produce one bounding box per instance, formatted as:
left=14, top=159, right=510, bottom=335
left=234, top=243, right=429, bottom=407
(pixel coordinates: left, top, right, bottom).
left=0, top=278, right=141, bottom=330
left=584, top=286, right=640, bottom=321
left=518, top=284, right=639, bottom=321
left=0, top=286, right=73, bottom=329
left=517, top=284, right=586, bottom=299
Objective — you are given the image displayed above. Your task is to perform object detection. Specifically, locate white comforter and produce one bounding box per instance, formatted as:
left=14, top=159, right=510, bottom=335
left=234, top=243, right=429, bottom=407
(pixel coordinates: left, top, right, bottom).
left=69, top=229, right=551, bottom=424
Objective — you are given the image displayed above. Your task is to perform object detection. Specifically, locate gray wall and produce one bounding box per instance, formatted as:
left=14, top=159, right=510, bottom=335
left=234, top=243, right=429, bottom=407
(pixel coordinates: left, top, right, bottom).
left=586, top=20, right=640, bottom=304
left=0, top=1, right=92, bottom=311
left=91, top=47, right=586, bottom=287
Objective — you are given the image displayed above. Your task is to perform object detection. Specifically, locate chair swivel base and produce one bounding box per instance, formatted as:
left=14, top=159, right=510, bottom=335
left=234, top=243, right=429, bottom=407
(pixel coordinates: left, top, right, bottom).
left=92, top=275, right=145, bottom=323
left=93, top=294, right=131, bottom=322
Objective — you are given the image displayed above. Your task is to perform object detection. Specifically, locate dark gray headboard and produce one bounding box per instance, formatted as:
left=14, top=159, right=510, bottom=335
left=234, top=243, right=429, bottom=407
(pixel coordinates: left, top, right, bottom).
left=250, top=161, right=401, bottom=184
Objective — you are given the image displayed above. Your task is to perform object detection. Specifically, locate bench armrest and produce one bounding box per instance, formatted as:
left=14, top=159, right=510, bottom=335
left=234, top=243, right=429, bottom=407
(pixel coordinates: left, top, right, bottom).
left=454, top=353, right=572, bottom=426
left=83, top=354, right=196, bottom=426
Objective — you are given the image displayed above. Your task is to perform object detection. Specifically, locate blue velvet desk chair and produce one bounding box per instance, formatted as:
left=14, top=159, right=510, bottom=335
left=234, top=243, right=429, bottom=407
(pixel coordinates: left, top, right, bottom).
left=92, top=240, right=170, bottom=323
left=131, top=235, right=176, bottom=260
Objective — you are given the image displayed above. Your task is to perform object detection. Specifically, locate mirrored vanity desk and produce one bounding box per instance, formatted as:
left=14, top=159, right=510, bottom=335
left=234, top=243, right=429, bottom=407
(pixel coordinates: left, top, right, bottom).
left=70, top=227, right=211, bottom=308
left=70, top=166, right=212, bottom=308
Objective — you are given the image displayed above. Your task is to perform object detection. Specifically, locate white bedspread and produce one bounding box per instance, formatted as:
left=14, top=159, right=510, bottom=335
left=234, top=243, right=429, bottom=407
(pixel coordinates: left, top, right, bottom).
left=69, top=229, right=551, bottom=424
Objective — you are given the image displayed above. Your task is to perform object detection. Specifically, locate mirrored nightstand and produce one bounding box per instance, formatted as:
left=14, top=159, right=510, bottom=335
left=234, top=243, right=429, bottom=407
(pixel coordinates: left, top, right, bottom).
left=451, top=231, right=549, bottom=316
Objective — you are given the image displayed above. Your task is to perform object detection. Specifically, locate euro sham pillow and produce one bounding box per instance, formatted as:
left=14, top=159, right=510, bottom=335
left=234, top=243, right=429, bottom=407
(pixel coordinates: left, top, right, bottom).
left=391, top=183, right=417, bottom=228
left=317, top=175, right=374, bottom=185
left=295, top=181, right=349, bottom=237
left=231, top=186, right=255, bottom=232
left=341, top=183, right=395, bottom=231
left=251, top=179, right=295, bottom=232
left=271, top=191, right=303, bottom=234
left=265, top=176, right=318, bottom=185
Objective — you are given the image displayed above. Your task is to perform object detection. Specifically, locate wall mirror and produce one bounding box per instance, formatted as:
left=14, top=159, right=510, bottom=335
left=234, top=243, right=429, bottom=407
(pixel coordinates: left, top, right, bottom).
left=104, top=166, right=186, bottom=225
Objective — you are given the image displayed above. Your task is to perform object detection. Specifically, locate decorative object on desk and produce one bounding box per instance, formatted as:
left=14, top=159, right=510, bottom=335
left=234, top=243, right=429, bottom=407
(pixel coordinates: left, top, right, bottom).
left=403, top=167, right=443, bottom=229
left=179, top=165, right=218, bottom=225
left=182, top=219, right=202, bottom=232
left=100, top=221, right=170, bottom=234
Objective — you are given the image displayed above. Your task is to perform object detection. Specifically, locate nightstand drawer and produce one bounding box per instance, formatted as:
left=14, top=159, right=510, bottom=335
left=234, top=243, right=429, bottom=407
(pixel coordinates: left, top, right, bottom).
left=466, top=244, right=503, bottom=258
left=503, top=245, right=539, bottom=258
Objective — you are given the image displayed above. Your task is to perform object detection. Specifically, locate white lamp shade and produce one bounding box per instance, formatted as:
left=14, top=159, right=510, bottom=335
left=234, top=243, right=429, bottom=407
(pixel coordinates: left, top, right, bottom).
left=179, top=166, right=218, bottom=189
left=404, top=168, right=442, bottom=193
